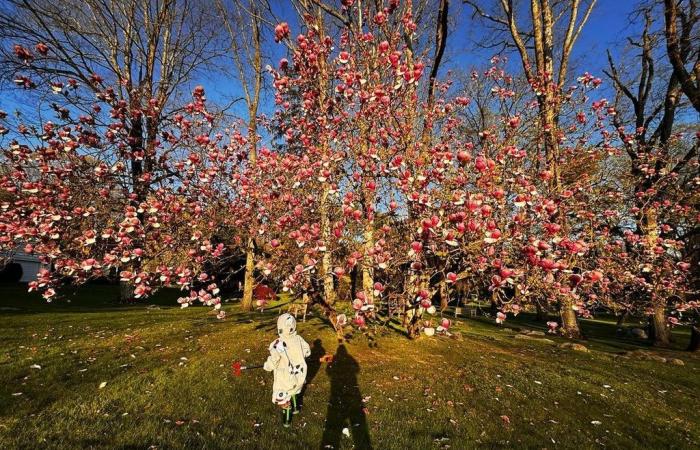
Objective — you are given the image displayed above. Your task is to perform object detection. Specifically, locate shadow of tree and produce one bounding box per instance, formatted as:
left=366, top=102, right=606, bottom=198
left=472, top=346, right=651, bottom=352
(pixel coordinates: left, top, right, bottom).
left=321, top=344, right=372, bottom=449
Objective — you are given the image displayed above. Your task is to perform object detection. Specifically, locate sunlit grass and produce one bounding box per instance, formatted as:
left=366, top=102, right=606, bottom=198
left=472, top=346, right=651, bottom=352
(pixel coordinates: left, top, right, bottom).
left=0, top=283, right=698, bottom=449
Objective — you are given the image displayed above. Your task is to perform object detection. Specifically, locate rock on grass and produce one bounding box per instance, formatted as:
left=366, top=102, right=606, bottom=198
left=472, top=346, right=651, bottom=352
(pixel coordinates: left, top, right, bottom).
left=558, top=342, right=589, bottom=352
left=623, top=350, right=685, bottom=365
left=514, top=334, right=555, bottom=345
left=521, top=329, right=546, bottom=336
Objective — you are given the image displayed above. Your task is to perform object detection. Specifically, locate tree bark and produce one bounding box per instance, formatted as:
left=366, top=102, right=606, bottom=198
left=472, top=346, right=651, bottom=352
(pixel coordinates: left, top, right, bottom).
left=650, top=303, right=672, bottom=347
left=310, top=7, right=336, bottom=307
left=240, top=238, right=255, bottom=310
left=361, top=189, right=374, bottom=298
left=241, top=107, right=259, bottom=311
left=406, top=304, right=422, bottom=339
left=490, top=291, right=499, bottom=314
left=663, top=0, right=700, bottom=113
left=439, top=279, right=449, bottom=312
left=422, top=0, right=449, bottom=143
left=560, top=298, right=583, bottom=339
left=320, top=186, right=336, bottom=305
left=239, top=115, right=258, bottom=313
left=615, top=312, right=625, bottom=327
left=312, top=290, right=343, bottom=341
left=350, top=265, right=358, bottom=302
left=642, top=207, right=672, bottom=348
left=535, top=301, right=546, bottom=321
left=119, top=280, right=134, bottom=302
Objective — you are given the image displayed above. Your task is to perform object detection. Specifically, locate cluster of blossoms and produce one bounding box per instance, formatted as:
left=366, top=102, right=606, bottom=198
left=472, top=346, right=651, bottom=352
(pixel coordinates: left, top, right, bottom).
left=0, top=0, right=696, bottom=337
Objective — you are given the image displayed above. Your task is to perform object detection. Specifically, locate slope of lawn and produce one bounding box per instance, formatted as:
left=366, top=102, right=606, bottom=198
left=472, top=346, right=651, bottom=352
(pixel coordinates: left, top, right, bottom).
left=0, top=283, right=698, bottom=449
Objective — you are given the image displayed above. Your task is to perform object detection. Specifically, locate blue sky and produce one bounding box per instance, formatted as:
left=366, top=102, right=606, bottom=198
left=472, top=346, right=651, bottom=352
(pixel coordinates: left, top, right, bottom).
left=207, top=0, right=647, bottom=122
left=0, top=0, right=671, bottom=136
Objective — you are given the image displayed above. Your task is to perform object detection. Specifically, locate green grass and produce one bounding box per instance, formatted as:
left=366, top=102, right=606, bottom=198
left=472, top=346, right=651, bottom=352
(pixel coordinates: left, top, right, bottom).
left=0, top=284, right=698, bottom=449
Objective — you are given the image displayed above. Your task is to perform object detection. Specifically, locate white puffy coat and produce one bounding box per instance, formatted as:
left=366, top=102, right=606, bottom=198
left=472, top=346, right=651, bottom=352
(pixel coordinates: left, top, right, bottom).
left=263, top=314, right=311, bottom=405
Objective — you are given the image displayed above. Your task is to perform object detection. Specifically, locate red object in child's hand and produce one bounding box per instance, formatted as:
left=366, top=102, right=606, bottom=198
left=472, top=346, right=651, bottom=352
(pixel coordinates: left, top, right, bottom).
left=231, top=361, right=263, bottom=376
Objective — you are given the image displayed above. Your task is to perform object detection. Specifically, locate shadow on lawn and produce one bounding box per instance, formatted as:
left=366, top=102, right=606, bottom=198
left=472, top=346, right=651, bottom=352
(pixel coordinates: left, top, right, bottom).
left=467, top=310, right=692, bottom=352
left=321, top=344, right=372, bottom=450
left=299, top=338, right=325, bottom=411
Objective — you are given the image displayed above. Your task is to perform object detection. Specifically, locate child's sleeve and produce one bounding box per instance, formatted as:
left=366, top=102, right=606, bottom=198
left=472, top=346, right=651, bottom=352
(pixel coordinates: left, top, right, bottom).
left=263, top=341, right=281, bottom=371
left=300, top=337, right=311, bottom=358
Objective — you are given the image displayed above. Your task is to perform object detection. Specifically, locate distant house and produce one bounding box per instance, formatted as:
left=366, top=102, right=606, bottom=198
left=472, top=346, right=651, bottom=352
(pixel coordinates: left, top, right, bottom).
left=1, top=248, right=45, bottom=283
left=13, top=250, right=43, bottom=282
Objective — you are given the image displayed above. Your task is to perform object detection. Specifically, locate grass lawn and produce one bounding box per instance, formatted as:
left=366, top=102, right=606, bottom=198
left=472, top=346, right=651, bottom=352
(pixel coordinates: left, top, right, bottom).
left=0, top=283, right=698, bottom=449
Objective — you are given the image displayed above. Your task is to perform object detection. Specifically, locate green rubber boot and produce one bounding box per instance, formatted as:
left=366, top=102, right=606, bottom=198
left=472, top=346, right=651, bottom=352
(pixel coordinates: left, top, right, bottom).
left=291, top=394, right=300, bottom=415
left=282, top=407, right=292, bottom=427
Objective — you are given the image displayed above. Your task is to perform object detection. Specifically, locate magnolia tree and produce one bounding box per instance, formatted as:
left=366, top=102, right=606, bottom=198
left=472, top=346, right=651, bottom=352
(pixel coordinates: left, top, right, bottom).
left=0, top=80, right=236, bottom=315
left=590, top=123, right=699, bottom=346
left=195, top=3, right=697, bottom=340
left=0, top=0, right=697, bottom=345
left=0, top=0, right=227, bottom=299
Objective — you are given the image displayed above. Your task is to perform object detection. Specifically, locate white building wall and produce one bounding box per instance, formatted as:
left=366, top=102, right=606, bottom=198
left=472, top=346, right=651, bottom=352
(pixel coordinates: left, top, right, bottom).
left=5, top=250, right=44, bottom=283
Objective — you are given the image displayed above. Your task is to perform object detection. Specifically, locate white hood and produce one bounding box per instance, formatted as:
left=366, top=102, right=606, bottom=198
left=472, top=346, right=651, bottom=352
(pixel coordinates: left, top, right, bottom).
left=277, top=313, right=297, bottom=338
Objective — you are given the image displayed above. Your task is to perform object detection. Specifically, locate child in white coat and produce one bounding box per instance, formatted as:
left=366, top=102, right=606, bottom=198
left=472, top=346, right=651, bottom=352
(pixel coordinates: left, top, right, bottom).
left=264, top=313, right=311, bottom=427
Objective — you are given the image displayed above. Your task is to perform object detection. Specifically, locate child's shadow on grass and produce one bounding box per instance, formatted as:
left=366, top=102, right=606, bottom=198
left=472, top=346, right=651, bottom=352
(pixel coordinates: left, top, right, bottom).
left=320, top=344, right=372, bottom=450
left=299, top=339, right=326, bottom=414
left=299, top=338, right=325, bottom=409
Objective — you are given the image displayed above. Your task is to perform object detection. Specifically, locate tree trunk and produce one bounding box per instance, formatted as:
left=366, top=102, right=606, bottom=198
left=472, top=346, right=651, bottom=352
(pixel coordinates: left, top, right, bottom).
left=241, top=108, right=259, bottom=311
left=688, top=325, right=699, bottom=352
left=350, top=265, right=358, bottom=302
left=312, top=291, right=343, bottom=341
left=406, top=304, right=422, bottom=339
left=361, top=207, right=374, bottom=298
left=119, top=281, right=134, bottom=302
left=490, top=291, right=498, bottom=314
left=542, top=102, right=561, bottom=188
left=402, top=271, right=417, bottom=329
left=240, top=238, right=255, bottom=310
left=320, top=186, right=336, bottom=305
left=535, top=302, right=546, bottom=321
left=559, top=298, right=582, bottom=339
left=650, top=303, right=671, bottom=347
left=616, top=310, right=629, bottom=328
left=439, top=279, right=449, bottom=312
left=312, top=15, right=335, bottom=307
left=615, top=309, right=629, bottom=336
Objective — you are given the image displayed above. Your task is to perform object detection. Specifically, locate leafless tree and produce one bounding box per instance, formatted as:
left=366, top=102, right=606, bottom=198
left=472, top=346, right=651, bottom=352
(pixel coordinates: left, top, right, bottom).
left=663, top=0, right=700, bottom=112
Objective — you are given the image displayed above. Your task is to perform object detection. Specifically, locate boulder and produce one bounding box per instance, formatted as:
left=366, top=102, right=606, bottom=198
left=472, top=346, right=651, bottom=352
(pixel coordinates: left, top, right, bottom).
left=634, top=352, right=667, bottom=363
left=514, top=334, right=555, bottom=345
left=625, top=350, right=685, bottom=365
left=559, top=342, right=590, bottom=353
left=522, top=330, right=546, bottom=336
left=630, top=328, right=648, bottom=340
